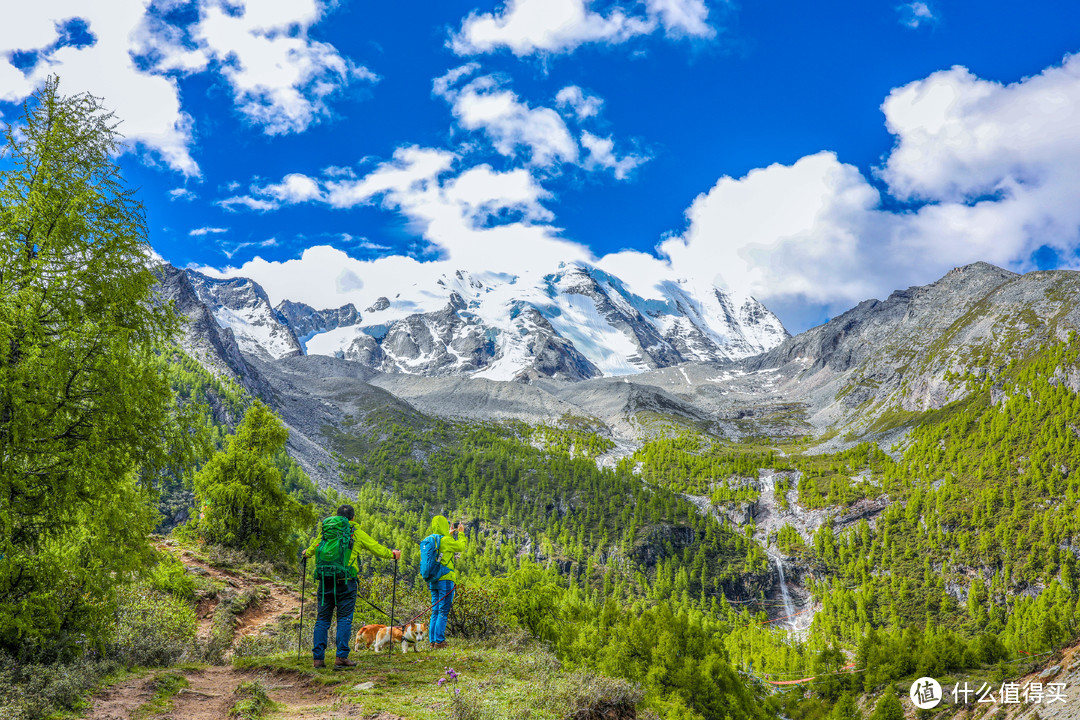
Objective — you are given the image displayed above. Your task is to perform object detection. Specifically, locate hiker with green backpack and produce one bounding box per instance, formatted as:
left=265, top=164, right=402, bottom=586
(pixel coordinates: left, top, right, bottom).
left=419, top=515, right=468, bottom=649
left=302, top=504, right=401, bottom=668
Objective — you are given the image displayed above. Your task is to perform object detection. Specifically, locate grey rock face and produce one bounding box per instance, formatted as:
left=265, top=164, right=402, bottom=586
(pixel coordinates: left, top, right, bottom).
left=153, top=264, right=261, bottom=395
left=349, top=264, right=1080, bottom=448
left=336, top=295, right=603, bottom=381
left=186, top=269, right=302, bottom=360
left=366, top=297, right=390, bottom=313
left=742, top=262, right=1080, bottom=438
left=508, top=306, right=601, bottom=382
left=275, top=299, right=361, bottom=341
left=374, top=295, right=497, bottom=375
left=200, top=262, right=789, bottom=382
left=550, top=266, right=684, bottom=370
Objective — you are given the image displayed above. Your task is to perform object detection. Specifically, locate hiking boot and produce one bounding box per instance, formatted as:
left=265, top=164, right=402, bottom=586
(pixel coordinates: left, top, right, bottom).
left=430, top=641, right=448, bottom=650
left=334, top=657, right=357, bottom=668
left=313, top=658, right=326, bottom=668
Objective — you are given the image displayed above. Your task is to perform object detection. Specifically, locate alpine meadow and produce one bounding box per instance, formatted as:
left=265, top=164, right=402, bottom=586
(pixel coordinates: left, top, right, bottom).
left=5, top=12, right=1080, bottom=720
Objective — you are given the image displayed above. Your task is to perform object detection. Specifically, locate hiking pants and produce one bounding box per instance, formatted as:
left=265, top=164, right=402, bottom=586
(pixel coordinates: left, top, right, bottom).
left=429, top=579, right=455, bottom=643
left=313, top=577, right=357, bottom=659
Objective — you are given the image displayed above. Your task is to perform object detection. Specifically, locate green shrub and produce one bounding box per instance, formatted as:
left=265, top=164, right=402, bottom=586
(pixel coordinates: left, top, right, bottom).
left=543, top=671, right=643, bottom=719
left=0, top=652, right=121, bottom=720
left=448, top=580, right=511, bottom=640
left=113, top=583, right=197, bottom=666
left=230, top=679, right=276, bottom=719
left=149, top=553, right=196, bottom=600
left=193, top=402, right=316, bottom=562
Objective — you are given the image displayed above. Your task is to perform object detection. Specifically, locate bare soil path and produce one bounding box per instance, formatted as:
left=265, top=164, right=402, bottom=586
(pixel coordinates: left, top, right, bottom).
left=84, top=666, right=347, bottom=720
left=84, top=546, right=336, bottom=720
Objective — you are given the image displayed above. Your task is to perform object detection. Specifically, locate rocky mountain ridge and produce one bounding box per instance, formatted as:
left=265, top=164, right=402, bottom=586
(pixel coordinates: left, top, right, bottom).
left=187, top=262, right=789, bottom=382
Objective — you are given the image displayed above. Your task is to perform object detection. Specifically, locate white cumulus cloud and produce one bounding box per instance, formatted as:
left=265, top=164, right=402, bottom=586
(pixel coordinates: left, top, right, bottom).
left=212, top=146, right=570, bottom=274
left=188, top=0, right=374, bottom=135
left=581, top=131, right=649, bottom=179
left=0, top=0, right=370, bottom=176
left=450, top=0, right=713, bottom=57
left=0, top=1, right=198, bottom=175
left=658, top=52, right=1080, bottom=328
left=433, top=67, right=646, bottom=179
left=555, top=85, right=603, bottom=120
left=435, top=68, right=579, bottom=168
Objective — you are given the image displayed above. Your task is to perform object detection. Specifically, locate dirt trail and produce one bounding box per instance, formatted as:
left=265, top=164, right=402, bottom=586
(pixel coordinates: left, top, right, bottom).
left=171, top=546, right=301, bottom=646
left=86, top=546, right=322, bottom=720
left=85, top=666, right=346, bottom=720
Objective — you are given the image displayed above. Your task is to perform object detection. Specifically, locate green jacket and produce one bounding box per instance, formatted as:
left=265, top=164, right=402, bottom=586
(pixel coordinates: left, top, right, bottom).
left=427, top=515, right=468, bottom=584
left=305, top=519, right=393, bottom=577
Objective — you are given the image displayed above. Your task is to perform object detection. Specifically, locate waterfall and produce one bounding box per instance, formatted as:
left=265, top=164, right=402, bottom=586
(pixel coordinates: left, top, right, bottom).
left=773, top=555, right=796, bottom=626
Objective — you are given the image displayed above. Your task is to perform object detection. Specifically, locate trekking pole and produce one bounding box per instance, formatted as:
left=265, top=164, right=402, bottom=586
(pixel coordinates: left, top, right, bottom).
left=388, top=556, right=398, bottom=661
left=298, top=551, right=307, bottom=663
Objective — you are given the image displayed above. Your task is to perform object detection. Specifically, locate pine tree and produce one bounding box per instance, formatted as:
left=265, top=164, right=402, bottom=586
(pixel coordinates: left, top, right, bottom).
left=868, top=691, right=903, bottom=720
left=831, top=693, right=861, bottom=720
left=0, top=77, right=201, bottom=654
left=193, top=401, right=315, bottom=559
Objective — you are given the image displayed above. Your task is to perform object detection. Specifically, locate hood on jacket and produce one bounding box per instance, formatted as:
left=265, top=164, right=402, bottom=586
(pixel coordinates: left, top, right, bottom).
left=429, top=515, right=451, bottom=536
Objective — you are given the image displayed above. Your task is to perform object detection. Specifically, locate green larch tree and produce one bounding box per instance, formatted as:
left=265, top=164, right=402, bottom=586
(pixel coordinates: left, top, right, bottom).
left=0, top=77, right=199, bottom=654
left=193, top=401, right=315, bottom=560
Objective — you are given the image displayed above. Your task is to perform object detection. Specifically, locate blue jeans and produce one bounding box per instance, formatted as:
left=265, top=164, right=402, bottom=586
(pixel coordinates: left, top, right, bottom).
left=429, top=580, right=455, bottom=643
left=313, top=577, right=357, bottom=659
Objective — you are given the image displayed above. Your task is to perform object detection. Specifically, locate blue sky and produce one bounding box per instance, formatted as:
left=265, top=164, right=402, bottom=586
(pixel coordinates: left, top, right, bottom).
left=3, top=1, right=1080, bottom=332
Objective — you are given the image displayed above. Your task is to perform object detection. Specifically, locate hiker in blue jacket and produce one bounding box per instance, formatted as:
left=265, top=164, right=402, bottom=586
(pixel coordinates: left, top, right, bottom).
left=302, top=504, right=401, bottom=668
left=422, top=515, right=467, bottom=649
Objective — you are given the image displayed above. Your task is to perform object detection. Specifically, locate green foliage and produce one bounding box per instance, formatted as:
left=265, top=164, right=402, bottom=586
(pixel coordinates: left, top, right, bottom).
left=777, top=524, right=804, bottom=555
left=230, top=680, right=277, bottom=719
left=803, top=338, right=1080, bottom=692
left=448, top=581, right=511, bottom=640
left=133, top=671, right=189, bottom=719
left=631, top=434, right=782, bottom=498
left=831, top=693, right=861, bottom=720
left=113, top=582, right=197, bottom=666
left=193, top=401, right=316, bottom=560
left=0, top=77, right=204, bottom=656
left=867, top=691, right=903, bottom=720
left=0, top=651, right=122, bottom=720
left=521, top=421, right=615, bottom=460
left=148, top=552, right=196, bottom=600
left=325, top=420, right=775, bottom=718
left=795, top=443, right=889, bottom=509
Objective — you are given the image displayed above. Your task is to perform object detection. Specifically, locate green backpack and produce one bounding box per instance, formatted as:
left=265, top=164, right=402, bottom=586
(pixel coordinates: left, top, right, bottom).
left=314, top=515, right=355, bottom=582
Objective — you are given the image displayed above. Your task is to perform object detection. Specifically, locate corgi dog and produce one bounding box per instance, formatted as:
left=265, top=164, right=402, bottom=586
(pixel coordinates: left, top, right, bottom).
left=373, top=623, right=426, bottom=653
left=354, top=624, right=385, bottom=651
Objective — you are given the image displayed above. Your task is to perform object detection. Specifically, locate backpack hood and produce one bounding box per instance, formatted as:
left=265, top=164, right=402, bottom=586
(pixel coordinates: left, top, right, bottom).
left=429, top=515, right=451, bottom=536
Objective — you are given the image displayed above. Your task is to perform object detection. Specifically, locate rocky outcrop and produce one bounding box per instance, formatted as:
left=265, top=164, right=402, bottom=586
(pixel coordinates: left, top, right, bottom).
left=186, top=270, right=302, bottom=360
left=630, top=524, right=696, bottom=567
left=195, top=262, right=789, bottom=382
left=275, top=299, right=360, bottom=341
left=741, top=263, right=1080, bottom=439
left=153, top=264, right=262, bottom=397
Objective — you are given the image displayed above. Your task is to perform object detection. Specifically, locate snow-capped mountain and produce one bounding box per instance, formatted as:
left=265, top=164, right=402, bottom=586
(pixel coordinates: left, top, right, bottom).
left=186, top=270, right=302, bottom=360
left=274, top=300, right=362, bottom=351
left=191, top=262, right=788, bottom=380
